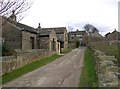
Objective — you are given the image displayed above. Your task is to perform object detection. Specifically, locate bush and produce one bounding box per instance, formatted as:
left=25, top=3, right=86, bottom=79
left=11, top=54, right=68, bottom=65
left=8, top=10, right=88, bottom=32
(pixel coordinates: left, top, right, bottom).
left=90, top=41, right=120, bottom=66
left=2, top=43, right=16, bottom=56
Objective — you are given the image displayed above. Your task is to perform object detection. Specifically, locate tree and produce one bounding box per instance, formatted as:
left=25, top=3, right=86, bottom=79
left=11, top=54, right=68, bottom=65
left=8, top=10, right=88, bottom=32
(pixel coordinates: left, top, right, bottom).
left=68, top=26, right=73, bottom=32
left=83, top=24, right=100, bottom=45
left=0, top=0, right=33, bottom=21
left=84, top=24, right=99, bottom=35
left=2, top=43, right=16, bottom=56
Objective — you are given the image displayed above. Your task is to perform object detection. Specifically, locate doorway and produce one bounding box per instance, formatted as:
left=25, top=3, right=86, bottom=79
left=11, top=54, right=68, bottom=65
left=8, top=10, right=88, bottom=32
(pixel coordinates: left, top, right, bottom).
left=30, top=37, right=35, bottom=49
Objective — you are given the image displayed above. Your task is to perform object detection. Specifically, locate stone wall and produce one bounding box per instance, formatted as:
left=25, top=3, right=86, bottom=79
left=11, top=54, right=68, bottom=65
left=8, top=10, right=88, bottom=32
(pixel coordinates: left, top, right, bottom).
left=64, top=30, right=68, bottom=48
left=56, top=30, right=68, bottom=49
left=2, top=21, right=22, bottom=49
left=38, top=30, right=59, bottom=52
left=39, top=36, right=49, bottom=50
left=22, top=31, right=37, bottom=50
left=49, top=30, right=58, bottom=52
left=93, top=49, right=119, bottom=87
left=1, top=49, right=55, bottom=75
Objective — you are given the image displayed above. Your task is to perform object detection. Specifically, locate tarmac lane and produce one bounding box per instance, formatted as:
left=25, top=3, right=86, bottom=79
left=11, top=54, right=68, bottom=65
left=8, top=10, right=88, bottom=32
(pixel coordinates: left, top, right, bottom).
left=3, top=48, right=85, bottom=87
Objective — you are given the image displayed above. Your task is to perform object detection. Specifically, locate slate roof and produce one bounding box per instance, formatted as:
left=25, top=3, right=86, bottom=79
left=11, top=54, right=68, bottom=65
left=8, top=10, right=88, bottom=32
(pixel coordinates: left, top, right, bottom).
left=69, top=30, right=86, bottom=35
left=105, top=30, right=120, bottom=39
left=16, top=22, right=37, bottom=34
left=1, top=16, right=37, bottom=34
left=2, top=16, right=22, bottom=30
left=37, top=28, right=53, bottom=36
left=54, top=27, right=66, bottom=34
left=112, top=30, right=120, bottom=34
left=105, top=32, right=111, bottom=37
left=41, top=27, right=66, bottom=34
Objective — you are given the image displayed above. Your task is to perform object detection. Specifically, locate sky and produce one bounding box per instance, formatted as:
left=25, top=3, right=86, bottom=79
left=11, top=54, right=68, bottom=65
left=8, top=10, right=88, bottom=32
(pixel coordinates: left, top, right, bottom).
left=20, top=0, right=119, bottom=36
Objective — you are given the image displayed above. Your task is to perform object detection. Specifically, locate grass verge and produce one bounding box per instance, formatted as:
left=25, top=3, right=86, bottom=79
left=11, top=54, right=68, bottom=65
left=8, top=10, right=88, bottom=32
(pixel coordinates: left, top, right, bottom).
left=79, top=48, right=98, bottom=87
left=2, top=54, right=61, bottom=84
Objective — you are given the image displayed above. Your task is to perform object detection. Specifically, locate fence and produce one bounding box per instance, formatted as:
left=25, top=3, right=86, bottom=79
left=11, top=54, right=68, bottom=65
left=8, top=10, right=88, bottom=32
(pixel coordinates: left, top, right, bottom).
left=1, top=49, right=55, bottom=75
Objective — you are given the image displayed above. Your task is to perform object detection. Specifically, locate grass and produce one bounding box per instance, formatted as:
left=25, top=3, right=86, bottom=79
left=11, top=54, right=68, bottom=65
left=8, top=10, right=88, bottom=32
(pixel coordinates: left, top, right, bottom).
left=2, top=54, right=62, bottom=84
left=79, top=48, right=98, bottom=87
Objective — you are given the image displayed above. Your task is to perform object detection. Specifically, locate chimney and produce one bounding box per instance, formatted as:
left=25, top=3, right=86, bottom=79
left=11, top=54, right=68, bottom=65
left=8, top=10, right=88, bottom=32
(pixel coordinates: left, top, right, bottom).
left=37, top=23, right=41, bottom=33
left=9, top=10, right=17, bottom=22
left=38, top=23, right=41, bottom=28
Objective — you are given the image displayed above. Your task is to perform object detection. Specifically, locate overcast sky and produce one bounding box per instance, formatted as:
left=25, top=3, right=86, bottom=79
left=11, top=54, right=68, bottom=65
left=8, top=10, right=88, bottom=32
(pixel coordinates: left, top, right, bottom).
left=20, top=0, right=119, bottom=36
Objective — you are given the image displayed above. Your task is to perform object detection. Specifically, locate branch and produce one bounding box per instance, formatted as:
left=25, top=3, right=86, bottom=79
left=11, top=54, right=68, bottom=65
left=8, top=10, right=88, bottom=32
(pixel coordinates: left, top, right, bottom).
left=0, top=0, right=33, bottom=21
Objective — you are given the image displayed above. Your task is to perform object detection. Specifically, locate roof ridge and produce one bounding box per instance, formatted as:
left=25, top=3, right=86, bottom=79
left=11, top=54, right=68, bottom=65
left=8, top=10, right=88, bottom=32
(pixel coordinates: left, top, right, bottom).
left=41, top=27, right=66, bottom=29
left=17, top=22, right=35, bottom=29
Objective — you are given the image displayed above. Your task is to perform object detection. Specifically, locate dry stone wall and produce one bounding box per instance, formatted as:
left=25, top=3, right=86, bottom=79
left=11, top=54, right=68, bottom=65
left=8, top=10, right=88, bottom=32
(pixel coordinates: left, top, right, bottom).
left=1, top=49, right=55, bottom=75
left=93, top=49, right=119, bottom=87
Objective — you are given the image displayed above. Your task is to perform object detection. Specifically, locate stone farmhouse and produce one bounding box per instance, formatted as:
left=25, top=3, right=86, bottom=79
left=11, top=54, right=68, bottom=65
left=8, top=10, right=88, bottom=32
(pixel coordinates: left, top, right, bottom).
left=105, top=30, right=120, bottom=41
left=2, top=12, right=68, bottom=54
left=68, top=29, right=86, bottom=48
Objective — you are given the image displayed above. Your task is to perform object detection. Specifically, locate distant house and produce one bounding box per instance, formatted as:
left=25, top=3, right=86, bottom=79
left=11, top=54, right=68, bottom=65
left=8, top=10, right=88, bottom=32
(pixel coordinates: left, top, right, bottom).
left=105, top=30, right=120, bottom=41
left=68, top=29, right=86, bottom=47
left=86, top=28, right=102, bottom=38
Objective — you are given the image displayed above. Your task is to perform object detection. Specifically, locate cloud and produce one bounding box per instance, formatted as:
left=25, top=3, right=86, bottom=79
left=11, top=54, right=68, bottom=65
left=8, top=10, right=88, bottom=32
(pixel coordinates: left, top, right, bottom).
left=20, top=0, right=118, bottom=35
left=66, top=21, right=116, bottom=36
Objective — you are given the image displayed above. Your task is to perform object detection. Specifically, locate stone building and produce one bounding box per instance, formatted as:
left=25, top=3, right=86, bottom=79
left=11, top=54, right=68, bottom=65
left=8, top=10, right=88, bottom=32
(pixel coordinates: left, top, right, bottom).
left=2, top=12, right=64, bottom=53
left=2, top=15, right=38, bottom=50
left=54, top=27, right=68, bottom=49
left=2, top=16, right=22, bottom=49
left=16, top=22, right=37, bottom=50
left=36, top=25, right=60, bottom=53
left=68, top=29, right=86, bottom=47
left=105, top=30, right=120, bottom=41
left=38, top=27, right=68, bottom=51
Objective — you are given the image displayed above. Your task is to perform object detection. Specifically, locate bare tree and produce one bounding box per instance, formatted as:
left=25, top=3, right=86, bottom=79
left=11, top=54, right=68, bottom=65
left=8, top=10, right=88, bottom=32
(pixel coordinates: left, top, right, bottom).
left=68, top=26, right=73, bottom=32
left=84, top=24, right=99, bottom=35
left=0, top=0, right=33, bottom=21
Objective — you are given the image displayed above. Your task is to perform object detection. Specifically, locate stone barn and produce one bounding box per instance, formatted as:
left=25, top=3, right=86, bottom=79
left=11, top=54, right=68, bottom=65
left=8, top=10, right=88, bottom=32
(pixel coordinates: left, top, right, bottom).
left=38, top=27, right=68, bottom=51
left=36, top=25, right=60, bottom=53
left=2, top=15, right=38, bottom=50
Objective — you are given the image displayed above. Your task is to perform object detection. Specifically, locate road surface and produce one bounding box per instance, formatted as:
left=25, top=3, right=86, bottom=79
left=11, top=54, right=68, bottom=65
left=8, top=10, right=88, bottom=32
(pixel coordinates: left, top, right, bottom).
left=3, top=48, right=85, bottom=87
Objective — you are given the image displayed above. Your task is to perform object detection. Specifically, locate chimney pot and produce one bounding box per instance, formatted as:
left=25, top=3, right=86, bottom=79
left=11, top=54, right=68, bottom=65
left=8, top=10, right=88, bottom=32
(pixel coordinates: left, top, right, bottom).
left=38, top=23, right=41, bottom=28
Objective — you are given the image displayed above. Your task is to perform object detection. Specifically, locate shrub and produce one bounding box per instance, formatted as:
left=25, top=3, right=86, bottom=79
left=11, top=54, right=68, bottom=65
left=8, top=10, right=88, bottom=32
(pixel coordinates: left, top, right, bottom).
left=2, top=43, right=16, bottom=56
